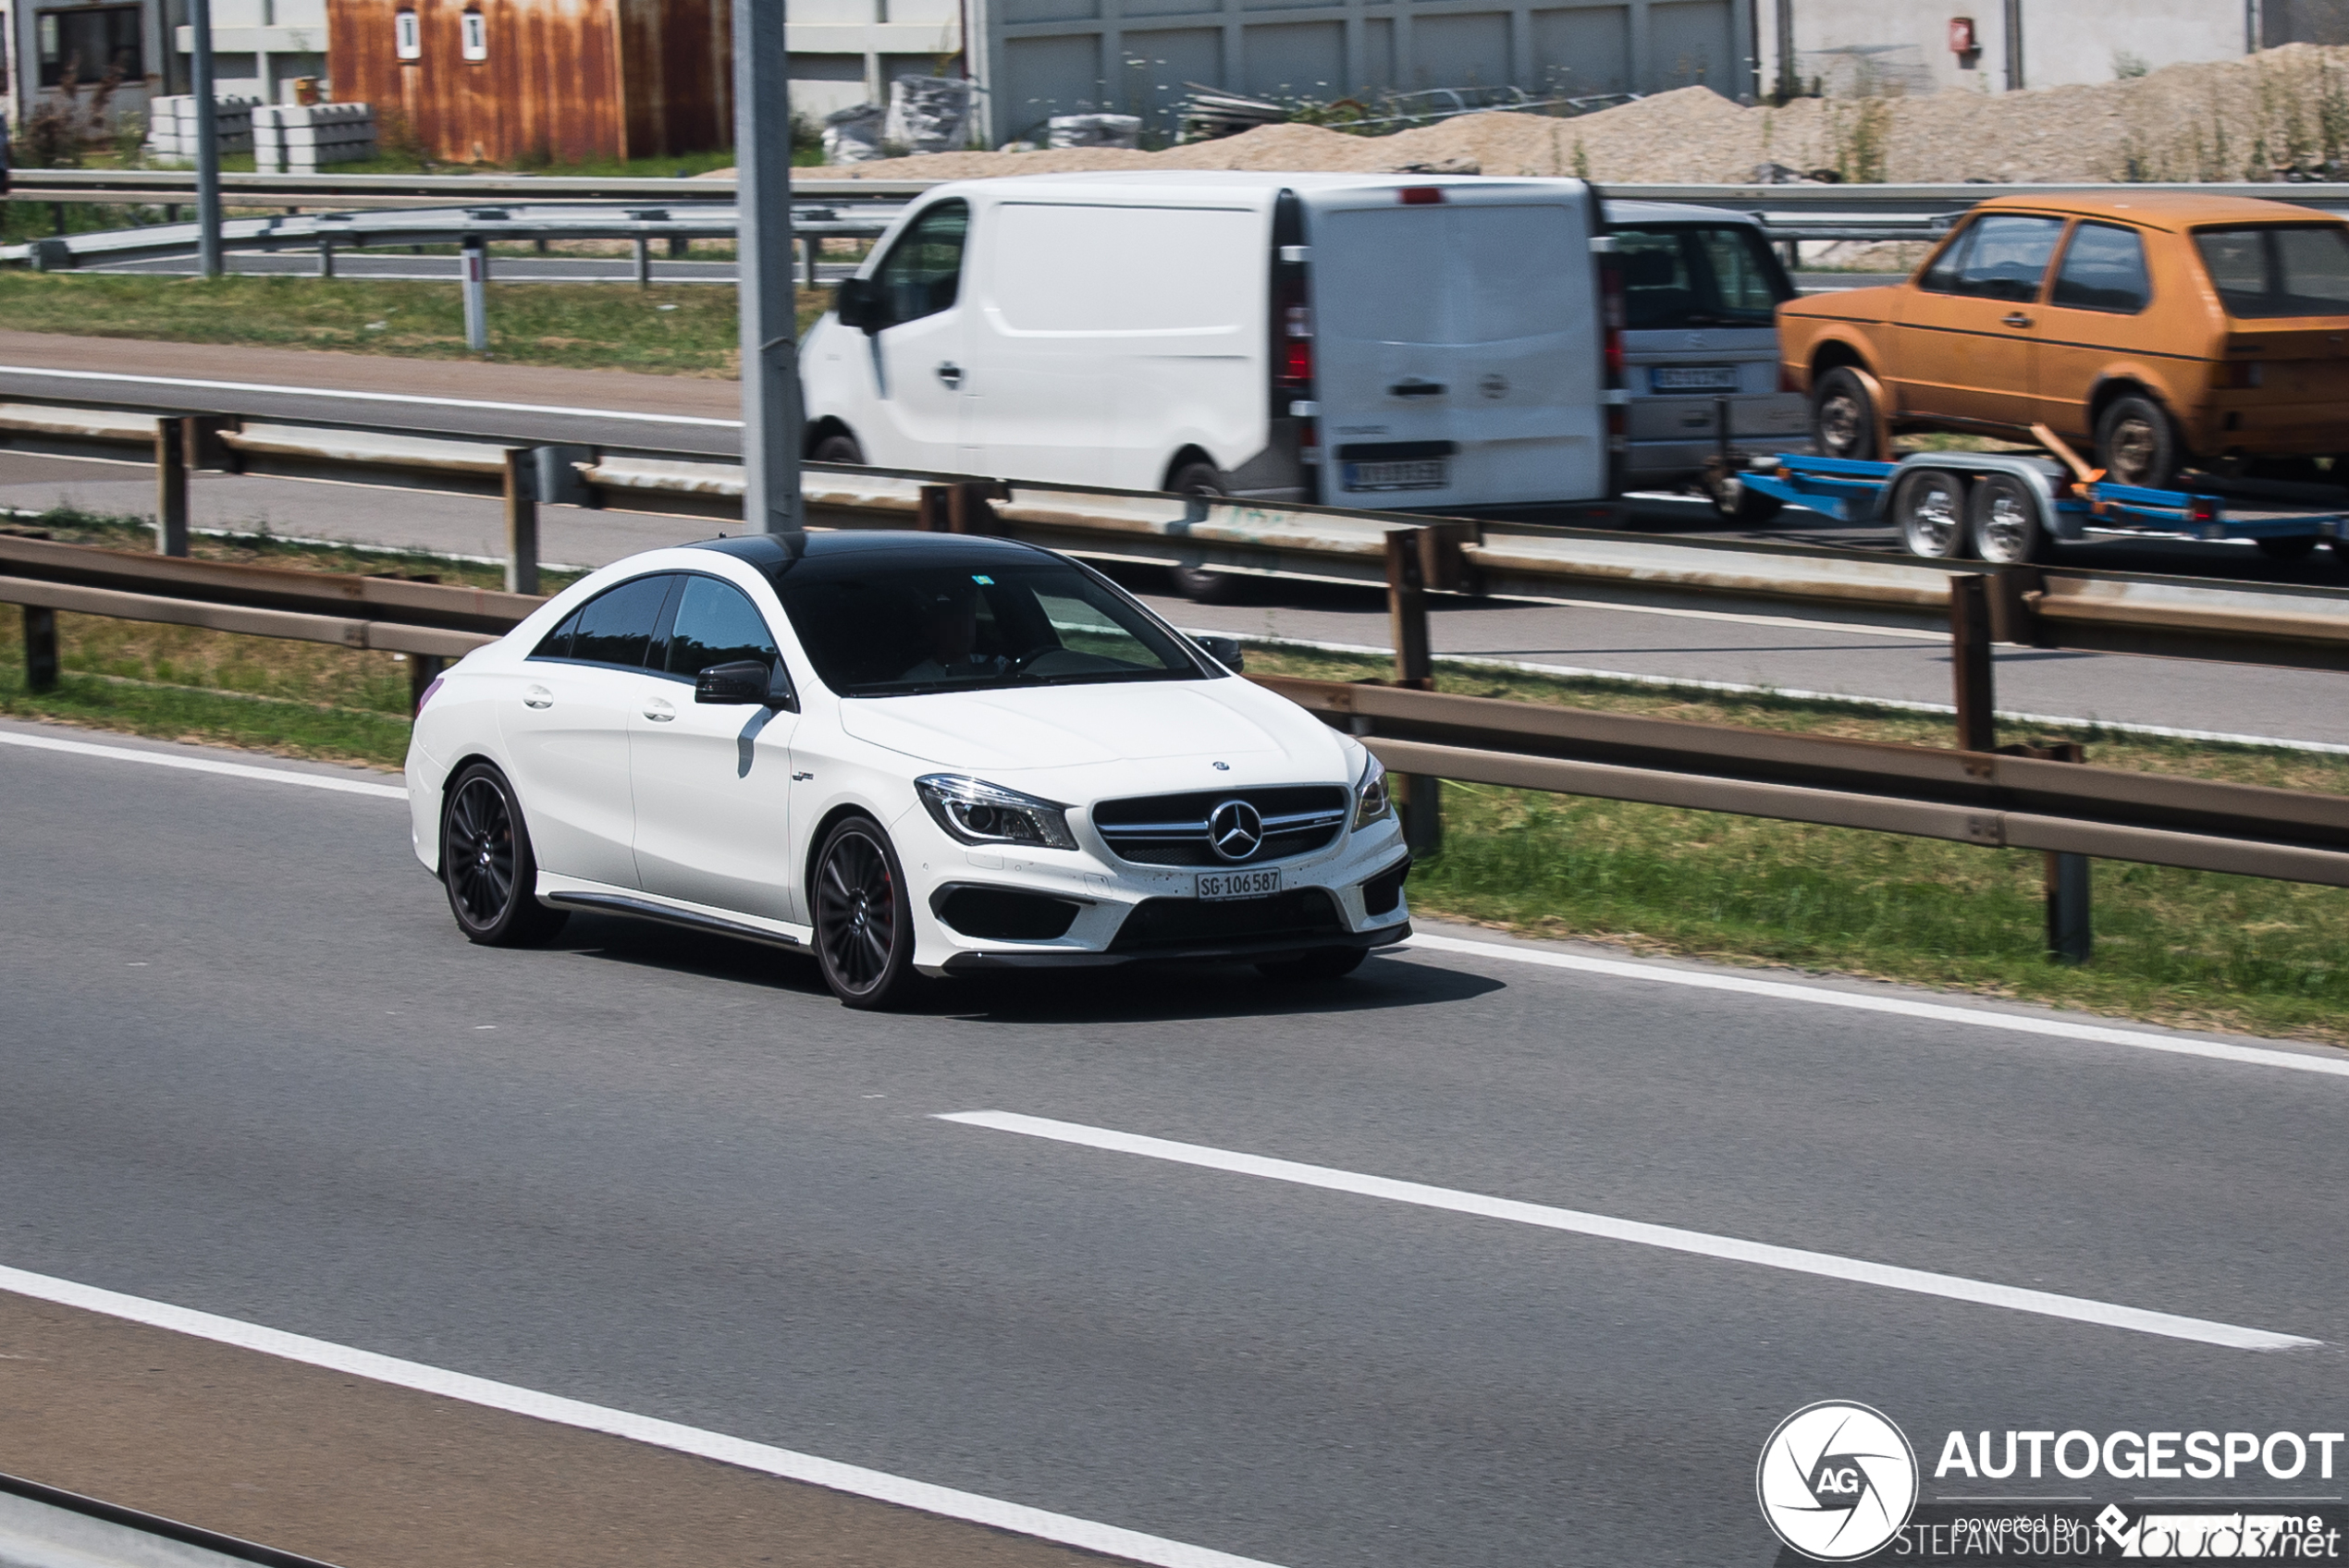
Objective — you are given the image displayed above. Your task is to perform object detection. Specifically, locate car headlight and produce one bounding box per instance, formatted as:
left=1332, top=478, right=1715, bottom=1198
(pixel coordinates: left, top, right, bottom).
left=1352, top=752, right=1393, bottom=830
left=916, top=775, right=1078, bottom=851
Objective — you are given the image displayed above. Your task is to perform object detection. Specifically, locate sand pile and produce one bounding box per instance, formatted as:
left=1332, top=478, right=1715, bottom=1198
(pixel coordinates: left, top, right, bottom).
left=727, top=43, right=2349, bottom=185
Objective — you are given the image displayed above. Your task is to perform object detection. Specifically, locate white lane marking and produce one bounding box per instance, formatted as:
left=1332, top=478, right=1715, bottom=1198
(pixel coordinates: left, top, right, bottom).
left=938, top=1111, right=2317, bottom=1354
left=0, top=730, right=408, bottom=799
left=0, top=365, right=744, bottom=429
left=1204, top=631, right=2349, bottom=756
left=0, top=1263, right=1284, bottom=1568
left=1399, top=932, right=2349, bottom=1080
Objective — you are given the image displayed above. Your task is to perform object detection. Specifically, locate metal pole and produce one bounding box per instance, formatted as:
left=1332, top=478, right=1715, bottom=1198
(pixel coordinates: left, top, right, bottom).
left=503, top=448, right=538, bottom=595
left=155, top=418, right=190, bottom=557
left=461, top=237, right=489, bottom=354
left=22, top=606, right=59, bottom=694
left=1949, top=572, right=1996, bottom=752
left=633, top=236, right=651, bottom=288
left=189, top=0, right=224, bottom=278
left=1385, top=529, right=1441, bottom=856
left=319, top=239, right=335, bottom=278
left=734, top=0, right=805, bottom=534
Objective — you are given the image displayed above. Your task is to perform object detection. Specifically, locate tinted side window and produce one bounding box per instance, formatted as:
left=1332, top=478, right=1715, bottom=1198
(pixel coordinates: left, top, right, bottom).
left=533, top=606, right=584, bottom=661
left=1952, top=215, right=2066, bottom=301
left=2197, top=225, right=2349, bottom=318
left=2051, top=223, right=2150, bottom=313
left=1610, top=225, right=1789, bottom=330
left=875, top=201, right=968, bottom=327
left=565, top=574, right=674, bottom=669
left=666, top=576, right=781, bottom=678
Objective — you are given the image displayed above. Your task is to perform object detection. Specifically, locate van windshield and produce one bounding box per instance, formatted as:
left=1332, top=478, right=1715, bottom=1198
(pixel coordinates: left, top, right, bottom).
left=1611, top=225, right=1793, bottom=330
left=2194, top=225, right=2349, bottom=319
left=777, top=554, right=1209, bottom=697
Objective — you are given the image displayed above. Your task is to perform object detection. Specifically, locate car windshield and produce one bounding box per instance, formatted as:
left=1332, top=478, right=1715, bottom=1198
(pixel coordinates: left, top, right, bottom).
left=778, top=552, right=1207, bottom=697
left=2194, top=225, right=2349, bottom=318
left=1610, top=225, right=1792, bottom=329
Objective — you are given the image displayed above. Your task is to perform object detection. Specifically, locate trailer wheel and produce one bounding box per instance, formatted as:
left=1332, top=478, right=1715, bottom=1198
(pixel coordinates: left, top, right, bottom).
left=1811, top=368, right=1882, bottom=461
left=1968, top=473, right=2047, bottom=565
left=2257, top=536, right=2319, bottom=562
left=1892, top=468, right=1969, bottom=558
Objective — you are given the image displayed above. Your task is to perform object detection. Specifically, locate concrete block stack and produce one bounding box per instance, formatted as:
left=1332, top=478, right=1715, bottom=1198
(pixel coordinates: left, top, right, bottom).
left=252, top=104, right=377, bottom=173
left=144, top=95, right=262, bottom=162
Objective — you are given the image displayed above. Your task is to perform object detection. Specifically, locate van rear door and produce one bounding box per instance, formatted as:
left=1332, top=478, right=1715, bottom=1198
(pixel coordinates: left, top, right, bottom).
left=1305, top=183, right=1604, bottom=508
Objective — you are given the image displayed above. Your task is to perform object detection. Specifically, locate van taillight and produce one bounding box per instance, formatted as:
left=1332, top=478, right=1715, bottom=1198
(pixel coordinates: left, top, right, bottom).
left=1281, top=303, right=1313, bottom=387
left=1600, top=262, right=1625, bottom=384
left=1398, top=186, right=1444, bottom=205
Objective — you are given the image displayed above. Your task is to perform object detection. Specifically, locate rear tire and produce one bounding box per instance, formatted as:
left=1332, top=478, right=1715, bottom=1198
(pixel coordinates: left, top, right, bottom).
left=1257, top=947, right=1369, bottom=982
left=2095, top=395, right=2182, bottom=491
left=1707, top=473, right=1784, bottom=524
left=810, top=430, right=865, bottom=465
left=812, top=815, right=922, bottom=1010
left=1891, top=468, right=1969, bottom=559
left=1811, top=367, right=1882, bottom=461
left=1967, top=473, right=2047, bottom=565
left=440, top=763, right=571, bottom=947
left=1167, top=459, right=1238, bottom=602
left=2257, top=535, right=2320, bottom=562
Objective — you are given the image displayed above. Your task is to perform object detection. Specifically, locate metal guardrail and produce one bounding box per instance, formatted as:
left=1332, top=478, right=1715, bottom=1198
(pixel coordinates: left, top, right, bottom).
left=3, top=534, right=2343, bottom=893
left=6, top=398, right=2347, bottom=670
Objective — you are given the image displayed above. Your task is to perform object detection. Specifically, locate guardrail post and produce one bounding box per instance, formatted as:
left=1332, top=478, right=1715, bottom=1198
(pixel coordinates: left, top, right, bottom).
left=461, top=237, right=489, bottom=354
left=503, top=448, right=538, bottom=595
left=154, top=418, right=190, bottom=557
left=948, top=481, right=998, bottom=535
left=187, top=416, right=237, bottom=474
left=409, top=653, right=445, bottom=716
left=533, top=444, right=596, bottom=508
left=802, top=237, right=818, bottom=288
left=916, top=484, right=952, bottom=532
left=633, top=237, right=652, bottom=289
left=318, top=238, right=335, bottom=278
left=1949, top=572, right=1996, bottom=752
left=2011, top=738, right=2092, bottom=964
left=1385, top=528, right=1442, bottom=855
left=22, top=606, right=58, bottom=693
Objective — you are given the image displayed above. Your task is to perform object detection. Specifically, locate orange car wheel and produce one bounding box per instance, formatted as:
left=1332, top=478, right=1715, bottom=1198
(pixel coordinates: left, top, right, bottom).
left=2095, top=395, right=2182, bottom=491
left=1812, top=368, right=1882, bottom=461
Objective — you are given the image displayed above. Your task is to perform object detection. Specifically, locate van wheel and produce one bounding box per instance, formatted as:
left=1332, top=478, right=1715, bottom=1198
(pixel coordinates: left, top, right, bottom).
left=2096, top=396, right=2180, bottom=490
left=2257, top=535, right=2319, bottom=562
left=1811, top=368, right=1881, bottom=461
left=810, top=431, right=865, bottom=465
left=1892, top=468, right=1970, bottom=558
left=1968, top=473, right=2046, bottom=565
left=1167, top=459, right=1238, bottom=602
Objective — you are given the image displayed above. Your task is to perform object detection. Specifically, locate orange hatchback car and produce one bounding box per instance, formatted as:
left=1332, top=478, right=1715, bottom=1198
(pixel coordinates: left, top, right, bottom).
left=1777, top=192, right=2349, bottom=491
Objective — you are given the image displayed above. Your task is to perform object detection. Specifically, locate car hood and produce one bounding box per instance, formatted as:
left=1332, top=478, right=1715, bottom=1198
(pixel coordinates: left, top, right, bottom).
left=837, top=678, right=1339, bottom=777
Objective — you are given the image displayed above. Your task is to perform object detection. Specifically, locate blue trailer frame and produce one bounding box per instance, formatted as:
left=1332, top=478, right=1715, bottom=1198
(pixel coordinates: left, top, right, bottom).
left=1733, top=451, right=2349, bottom=560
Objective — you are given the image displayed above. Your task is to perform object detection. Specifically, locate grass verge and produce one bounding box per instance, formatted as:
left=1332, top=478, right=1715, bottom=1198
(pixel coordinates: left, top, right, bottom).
left=0, top=273, right=834, bottom=375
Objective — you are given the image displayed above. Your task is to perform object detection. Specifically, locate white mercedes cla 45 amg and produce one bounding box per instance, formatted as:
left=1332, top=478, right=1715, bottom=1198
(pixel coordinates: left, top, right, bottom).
left=405, top=531, right=1412, bottom=1007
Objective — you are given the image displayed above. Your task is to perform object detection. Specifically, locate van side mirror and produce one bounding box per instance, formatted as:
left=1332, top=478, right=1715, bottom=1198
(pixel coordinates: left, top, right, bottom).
left=1195, top=634, right=1244, bottom=671
left=695, top=661, right=772, bottom=704
left=834, top=277, right=882, bottom=333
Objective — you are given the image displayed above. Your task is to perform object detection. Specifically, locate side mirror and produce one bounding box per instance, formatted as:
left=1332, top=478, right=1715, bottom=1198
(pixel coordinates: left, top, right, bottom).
left=834, top=276, right=882, bottom=333
left=1195, top=634, right=1244, bottom=671
left=695, top=660, right=772, bottom=704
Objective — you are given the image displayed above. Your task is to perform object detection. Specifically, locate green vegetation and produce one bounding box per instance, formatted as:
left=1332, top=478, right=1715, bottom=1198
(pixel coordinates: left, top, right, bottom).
left=0, top=520, right=2338, bottom=1044
left=0, top=272, right=834, bottom=374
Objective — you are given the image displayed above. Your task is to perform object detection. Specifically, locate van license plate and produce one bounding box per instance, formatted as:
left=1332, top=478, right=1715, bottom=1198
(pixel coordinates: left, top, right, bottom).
left=1651, top=365, right=1741, bottom=392
left=1197, top=867, right=1282, bottom=901
left=1344, top=459, right=1448, bottom=491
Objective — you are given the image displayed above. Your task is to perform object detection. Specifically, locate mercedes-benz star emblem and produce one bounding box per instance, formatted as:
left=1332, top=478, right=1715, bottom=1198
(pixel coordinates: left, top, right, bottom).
left=1207, top=800, right=1264, bottom=862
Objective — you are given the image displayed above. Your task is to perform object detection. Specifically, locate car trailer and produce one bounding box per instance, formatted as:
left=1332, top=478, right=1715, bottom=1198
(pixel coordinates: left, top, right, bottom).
left=1724, top=426, right=2349, bottom=566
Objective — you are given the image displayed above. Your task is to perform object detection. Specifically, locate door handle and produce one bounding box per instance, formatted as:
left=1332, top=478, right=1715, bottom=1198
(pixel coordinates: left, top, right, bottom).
left=1389, top=380, right=1446, bottom=397
left=2002, top=312, right=2034, bottom=327
left=936, top=361, right=964, bottom=387
left=643, top=698, right=675, bottom=722
left=523, top=685, right=552, bottom=709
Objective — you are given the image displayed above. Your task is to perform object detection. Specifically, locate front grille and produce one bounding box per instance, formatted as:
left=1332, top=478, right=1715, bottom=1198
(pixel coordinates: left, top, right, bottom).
left=1091, top=785, right=1349, bottom=867
left=1109, top=888, right=1345, bottom=953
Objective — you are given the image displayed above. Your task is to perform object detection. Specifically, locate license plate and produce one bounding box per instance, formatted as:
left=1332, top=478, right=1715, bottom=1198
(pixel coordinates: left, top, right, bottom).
left=1196, top=867, right=1282, bottom=901
left=1651, top=364, right=1742, bottom=392
left=1343, top=459, right=1449, bottom=492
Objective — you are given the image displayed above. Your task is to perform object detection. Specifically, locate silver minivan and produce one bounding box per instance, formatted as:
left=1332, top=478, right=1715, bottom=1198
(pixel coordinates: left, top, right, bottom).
left=1605, top=199, right=1809, bottom=521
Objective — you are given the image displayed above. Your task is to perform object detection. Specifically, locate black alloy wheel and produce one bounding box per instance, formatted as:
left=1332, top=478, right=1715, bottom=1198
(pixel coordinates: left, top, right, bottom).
left=2095, top=394, right=2183, bottom=491
left=1257, top=947, right=1369, bottom=982
left=811, top=431, right=866, bottom=464
left=441, top=764, right=569, bottom=947
left=1167, top=459, right=1240, bottom=602
left=1810, top=367, right=1882, bottom=461
left=813, top=816, right=920, bottom=1009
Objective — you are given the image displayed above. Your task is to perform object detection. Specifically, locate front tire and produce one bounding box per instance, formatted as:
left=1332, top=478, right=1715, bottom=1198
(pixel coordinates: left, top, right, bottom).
left=2095, top=395, right=2182, bottom=491
left=1811, top=367, right=1882, bottom=461
left=810, top=430, right=865, bottom=465
left=1257, top=947, right=1369, bottom=982
left=440, top=764, right=570, bottom=947
left=812, top=815, right=921, bottom=1009
left=1892, top=468, right=1969, bottom=558
left=1968, top=473, right=2046, bottom=565
left=1167, top=459, right=1239, bottom=602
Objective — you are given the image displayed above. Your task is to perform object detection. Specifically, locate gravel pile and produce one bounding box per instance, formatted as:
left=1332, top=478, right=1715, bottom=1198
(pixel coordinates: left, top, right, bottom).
left=734, top=43, right=2349, bottom=185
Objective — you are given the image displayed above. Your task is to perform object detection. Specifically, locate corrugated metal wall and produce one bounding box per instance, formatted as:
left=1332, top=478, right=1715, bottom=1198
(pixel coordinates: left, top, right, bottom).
left=327, top=0, right=729, bottom=165
left=974, top=0, right=1749, bottom=144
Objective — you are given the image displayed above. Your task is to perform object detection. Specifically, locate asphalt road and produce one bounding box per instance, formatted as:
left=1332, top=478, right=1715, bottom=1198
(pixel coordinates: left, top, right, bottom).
left=2, top=719, right=2344, bottom=1567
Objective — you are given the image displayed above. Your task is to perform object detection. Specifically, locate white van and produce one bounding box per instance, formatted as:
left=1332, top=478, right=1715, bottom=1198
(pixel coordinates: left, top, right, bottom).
left=801, top=171, right=1614, bottom=517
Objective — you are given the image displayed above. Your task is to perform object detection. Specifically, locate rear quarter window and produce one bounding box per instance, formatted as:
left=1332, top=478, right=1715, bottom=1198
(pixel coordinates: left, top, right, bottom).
left=2195, top=225, right=2349, bottom=318
left=1610, top=224, right=1791, bottom=329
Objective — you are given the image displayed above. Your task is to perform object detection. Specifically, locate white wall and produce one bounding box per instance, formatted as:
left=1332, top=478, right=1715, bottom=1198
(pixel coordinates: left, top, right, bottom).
left=788, top=0, right=962, bottom=128
left=1761, top=0, right=2252, bottom=99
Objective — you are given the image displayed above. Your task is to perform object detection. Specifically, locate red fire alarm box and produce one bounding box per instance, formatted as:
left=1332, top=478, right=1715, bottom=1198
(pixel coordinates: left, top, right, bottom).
left=1949, top=16, right=1978, bottom=54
